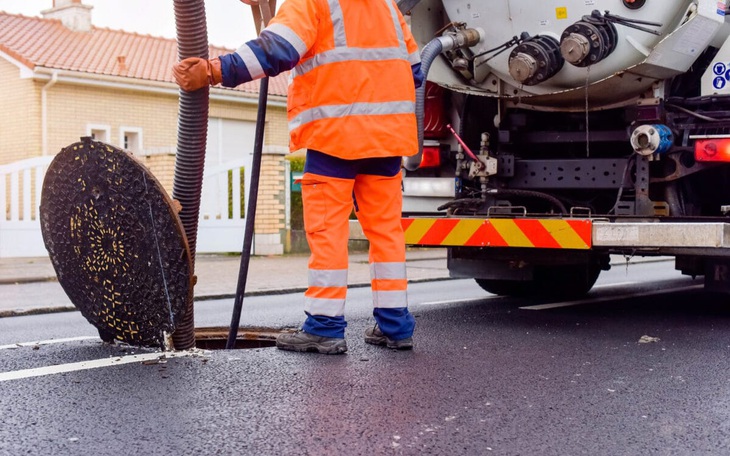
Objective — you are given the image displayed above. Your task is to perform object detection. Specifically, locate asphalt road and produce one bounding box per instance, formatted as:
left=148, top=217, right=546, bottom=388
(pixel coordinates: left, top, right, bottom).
left=2, top=260, right=729, bottom=455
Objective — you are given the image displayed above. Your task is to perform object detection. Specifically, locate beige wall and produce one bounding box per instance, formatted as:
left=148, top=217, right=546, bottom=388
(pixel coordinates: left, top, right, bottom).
left=1, top=65, right=293, bottom=254
left=38, top=82, right=289, bottom=194
left=0, top=59, right=42, bottom=164
left=210, top=99, right=289, bottom=147
left=255, top=151, right=287, bottom=235
left=44, top=83, right=179, bottom=164
left=0, top=68, right=290, bottom=166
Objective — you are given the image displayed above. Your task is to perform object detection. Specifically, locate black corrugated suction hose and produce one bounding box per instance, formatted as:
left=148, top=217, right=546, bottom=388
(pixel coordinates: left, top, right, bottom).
left=171, top=0, right=210, bottom=350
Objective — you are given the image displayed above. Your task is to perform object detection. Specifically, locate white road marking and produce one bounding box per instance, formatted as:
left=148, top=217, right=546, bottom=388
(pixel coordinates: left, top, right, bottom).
left=418, top=282, right=635, bottom=307
left=592, top=281, right=635, bottom=289
left=519, top=284, right=703, bottom=310
left=0, top=336, right=99, bottom=351
left=0, top=351, right=194, bottom=382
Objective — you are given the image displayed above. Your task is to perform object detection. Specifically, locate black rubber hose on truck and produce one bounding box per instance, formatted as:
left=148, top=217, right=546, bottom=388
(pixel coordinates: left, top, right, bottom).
left=403, top=29, right=482, bottom=172
left=171, top=0, right=210, bottom=350
left=403, top=37, right=445, bottom=172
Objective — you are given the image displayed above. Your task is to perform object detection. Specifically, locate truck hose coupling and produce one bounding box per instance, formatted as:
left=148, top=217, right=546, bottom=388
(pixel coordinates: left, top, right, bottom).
left=630, top=124, right=673, bottom=156
left=438, top=27, right=484, bottom=53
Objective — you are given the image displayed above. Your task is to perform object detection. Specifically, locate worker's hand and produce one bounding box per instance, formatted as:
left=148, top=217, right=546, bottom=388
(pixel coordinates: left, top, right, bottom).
left=172, top=57, right=222, bottom=91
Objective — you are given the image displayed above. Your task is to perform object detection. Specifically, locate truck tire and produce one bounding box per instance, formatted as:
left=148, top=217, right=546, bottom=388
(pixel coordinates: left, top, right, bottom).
left=474, top=279, right=531, bottom=297
left=475, top=264, right=601, bottom=299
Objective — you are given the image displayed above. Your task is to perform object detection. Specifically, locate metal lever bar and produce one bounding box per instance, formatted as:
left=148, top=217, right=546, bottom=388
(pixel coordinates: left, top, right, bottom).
left=251, top=0, right=276, bottom=35
left=226, top=0, right=276, bottom=350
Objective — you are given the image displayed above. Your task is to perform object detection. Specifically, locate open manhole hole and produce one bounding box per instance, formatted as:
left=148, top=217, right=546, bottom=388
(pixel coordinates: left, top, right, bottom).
left=194, top=326, right=296, bottom=350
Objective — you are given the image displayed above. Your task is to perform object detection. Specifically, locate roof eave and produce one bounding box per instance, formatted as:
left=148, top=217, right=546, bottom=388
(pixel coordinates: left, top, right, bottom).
left=30, top=67, right=287, bottom=107
left=0, top=48, right=35, bottom=78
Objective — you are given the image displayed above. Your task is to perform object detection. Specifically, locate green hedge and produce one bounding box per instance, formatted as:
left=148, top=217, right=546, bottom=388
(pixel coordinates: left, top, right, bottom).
left=286, top=155, right=367, bottom=253
left=288, top=156, right=305, bottom=230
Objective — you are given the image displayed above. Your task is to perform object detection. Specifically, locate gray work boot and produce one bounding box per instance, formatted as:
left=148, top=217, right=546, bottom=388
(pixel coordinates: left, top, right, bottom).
left=364, top=324, right=413, bottom=350
left=276, top=330, right=348, bottom=354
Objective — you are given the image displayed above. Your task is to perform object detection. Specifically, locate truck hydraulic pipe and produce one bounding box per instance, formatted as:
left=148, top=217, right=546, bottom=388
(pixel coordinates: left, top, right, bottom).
left=446, top=123, right=479, bottom=162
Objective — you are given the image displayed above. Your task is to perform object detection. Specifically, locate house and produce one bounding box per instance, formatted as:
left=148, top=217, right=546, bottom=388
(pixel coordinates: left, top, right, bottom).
left=0, top=0, right=293, bottom=257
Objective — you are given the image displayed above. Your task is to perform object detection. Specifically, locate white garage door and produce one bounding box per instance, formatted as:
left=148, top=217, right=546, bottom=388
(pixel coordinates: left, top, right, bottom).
left=197, top=117, right=256, bottom=253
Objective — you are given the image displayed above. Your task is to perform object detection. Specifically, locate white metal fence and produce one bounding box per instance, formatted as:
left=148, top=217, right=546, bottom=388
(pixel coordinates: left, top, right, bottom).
left=196, top=158, right=252, bottom=253
left=0, top=156, right=54, bottom=258
left=0, top=155, right=252, bottom=258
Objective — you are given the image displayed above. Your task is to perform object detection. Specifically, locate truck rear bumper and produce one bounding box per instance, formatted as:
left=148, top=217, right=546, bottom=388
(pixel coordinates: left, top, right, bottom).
left=591, top=221, right=730, bottom=248
left=350, top=219, right=730, bottom=250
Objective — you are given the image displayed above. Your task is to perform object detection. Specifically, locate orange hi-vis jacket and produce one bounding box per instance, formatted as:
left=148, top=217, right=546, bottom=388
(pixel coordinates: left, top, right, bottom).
left=218, top=0, right=422, bottom=160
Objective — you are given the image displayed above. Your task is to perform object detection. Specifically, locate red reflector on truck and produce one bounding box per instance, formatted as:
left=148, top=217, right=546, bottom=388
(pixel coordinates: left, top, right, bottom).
left=402, top=218, right=592, bottom=249
left=419, top=145, right=441, bottom=168
left=695, top=139, right=730, bottom=162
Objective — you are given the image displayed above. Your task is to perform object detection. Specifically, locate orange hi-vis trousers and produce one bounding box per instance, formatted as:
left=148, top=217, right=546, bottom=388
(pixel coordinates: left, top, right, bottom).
left=300, top=151, right=415, bottom=340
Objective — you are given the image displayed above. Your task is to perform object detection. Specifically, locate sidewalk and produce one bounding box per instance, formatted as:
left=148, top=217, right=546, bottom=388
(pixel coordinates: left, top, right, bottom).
left=0, top=249, right=666, bottom=318
left=0, top=248, right=451, bottom=317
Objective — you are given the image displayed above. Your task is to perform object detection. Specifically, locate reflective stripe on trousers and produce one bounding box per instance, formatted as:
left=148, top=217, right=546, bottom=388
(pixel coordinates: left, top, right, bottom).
left=302, top=172, right=408, bottom=317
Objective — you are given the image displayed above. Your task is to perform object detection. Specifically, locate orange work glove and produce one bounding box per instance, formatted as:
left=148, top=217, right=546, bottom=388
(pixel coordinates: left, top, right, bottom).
left=173, top=57, right=222, bottom=91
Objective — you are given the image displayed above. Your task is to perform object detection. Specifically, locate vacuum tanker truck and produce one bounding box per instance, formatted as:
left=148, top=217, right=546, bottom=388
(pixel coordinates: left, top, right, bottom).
left=395, top=0, right=730, bottom=297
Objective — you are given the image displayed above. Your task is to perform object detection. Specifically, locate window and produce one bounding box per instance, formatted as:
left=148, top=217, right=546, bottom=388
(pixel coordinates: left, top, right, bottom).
left=119, top=127, right=143, bottom=154
left=86, top=124, right=110, bottom=142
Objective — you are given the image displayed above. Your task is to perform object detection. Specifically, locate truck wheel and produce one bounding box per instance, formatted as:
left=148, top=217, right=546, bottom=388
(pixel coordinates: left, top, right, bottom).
left=475, top=264, right=601, bottom=299
left=474, top=279, right=531, bottom=297
left=533, top=264, right=601, bottom=299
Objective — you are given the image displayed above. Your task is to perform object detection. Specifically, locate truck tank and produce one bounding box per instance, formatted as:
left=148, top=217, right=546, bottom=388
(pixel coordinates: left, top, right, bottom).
left=411, top=0, right=726, bottom=110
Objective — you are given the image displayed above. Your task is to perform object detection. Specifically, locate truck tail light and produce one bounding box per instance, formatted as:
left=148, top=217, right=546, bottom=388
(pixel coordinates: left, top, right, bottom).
left=695, top=139, right=730, bottom=162
left=420, top=144, right=441, bottom=168
left=424, top=82, right=448, bottom=139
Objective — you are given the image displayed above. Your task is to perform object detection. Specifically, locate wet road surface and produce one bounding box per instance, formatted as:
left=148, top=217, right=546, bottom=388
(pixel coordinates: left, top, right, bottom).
left=2, top=261, right=729, bottom=455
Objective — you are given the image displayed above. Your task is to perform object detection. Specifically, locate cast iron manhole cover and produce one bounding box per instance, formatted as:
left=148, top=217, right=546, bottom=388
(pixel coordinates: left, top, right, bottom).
left=40, top=137, right=193, bottom=346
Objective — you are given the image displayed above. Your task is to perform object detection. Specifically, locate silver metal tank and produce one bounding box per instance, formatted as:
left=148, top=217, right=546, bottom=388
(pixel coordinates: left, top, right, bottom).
left=410, top=0, right=728, bottom=110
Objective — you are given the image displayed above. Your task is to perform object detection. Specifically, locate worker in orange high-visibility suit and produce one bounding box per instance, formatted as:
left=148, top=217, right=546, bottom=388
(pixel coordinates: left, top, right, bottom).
left=173, top=0, right=424, bottom=354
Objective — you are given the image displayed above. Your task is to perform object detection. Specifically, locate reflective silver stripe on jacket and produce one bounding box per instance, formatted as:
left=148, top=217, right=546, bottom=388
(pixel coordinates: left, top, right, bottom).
left=293, top=47, right=409, bottom=77
left=384, top=0, right=405, bottom=45
left=370, top=262, right=407, bottom=281
left=329, top=0, right=347, bottom=47
left=291, top=0, right=409, bottom=77
left=236, top=23, right=307, bottom=80
left=267, top=23, right=309, bottom=58
left=372, top=290, right=408, bottom=308
left=308, top=269, right=348, bottom=288
left=235, top=44, right=265, bottom=80
left=289, top=101, right=415, bottom=131
left=408, top=50, right=421, bottom=65
left=304, top=297, right=346, bottom=317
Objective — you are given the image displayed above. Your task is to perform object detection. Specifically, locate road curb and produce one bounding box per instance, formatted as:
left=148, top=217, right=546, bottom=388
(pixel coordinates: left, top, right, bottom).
left=0, top=277, right=58, bottom=285
left=0, top=276, right=457, bottom=318
left=0, top=305, right=77, bottom=319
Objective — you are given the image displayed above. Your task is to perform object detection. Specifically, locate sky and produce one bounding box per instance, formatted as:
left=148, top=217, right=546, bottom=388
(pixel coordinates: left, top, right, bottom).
left=0, top=0, right=262, bottom=49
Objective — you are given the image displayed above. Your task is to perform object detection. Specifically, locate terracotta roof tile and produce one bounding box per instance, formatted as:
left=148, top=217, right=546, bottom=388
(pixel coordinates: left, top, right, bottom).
left=0, top=11, right=288, bottom=97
